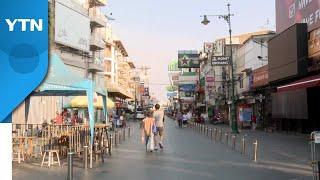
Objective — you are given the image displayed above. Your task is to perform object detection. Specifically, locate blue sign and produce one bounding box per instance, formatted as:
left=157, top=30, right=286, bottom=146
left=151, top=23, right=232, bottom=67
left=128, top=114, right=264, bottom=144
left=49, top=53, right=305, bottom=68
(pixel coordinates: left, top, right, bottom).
left=179, top=84, right=196, bottom=92
left=167, top=91, right=177, bottom=98
left=0, top=1, right=48, bottom=122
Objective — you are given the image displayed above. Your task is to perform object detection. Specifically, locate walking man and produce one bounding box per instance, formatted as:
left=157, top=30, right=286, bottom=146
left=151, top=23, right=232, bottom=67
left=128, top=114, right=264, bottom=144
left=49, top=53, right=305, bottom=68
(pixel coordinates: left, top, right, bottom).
left=154, top=104, right=165, bottom=149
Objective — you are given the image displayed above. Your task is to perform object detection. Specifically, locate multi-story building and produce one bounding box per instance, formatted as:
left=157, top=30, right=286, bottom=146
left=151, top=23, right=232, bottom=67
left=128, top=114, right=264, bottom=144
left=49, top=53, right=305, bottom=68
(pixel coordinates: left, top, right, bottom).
left=12, top=0, right=108, bottom=124
left=235, top=31, right=275, bottom=128
left=104, top=25, right=136, bottom=110
left=200, top=30, right=274, bottom=125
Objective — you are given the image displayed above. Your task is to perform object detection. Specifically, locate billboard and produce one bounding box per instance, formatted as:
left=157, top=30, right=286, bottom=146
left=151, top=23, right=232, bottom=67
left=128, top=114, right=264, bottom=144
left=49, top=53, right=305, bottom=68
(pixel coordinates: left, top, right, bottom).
left=55, top=0, right=90, bottom=52
left=276, top=0, right=320, bottom=33
left=178, top=50, right=200, bottom=68
left=268, top=23, right=308, bottom=83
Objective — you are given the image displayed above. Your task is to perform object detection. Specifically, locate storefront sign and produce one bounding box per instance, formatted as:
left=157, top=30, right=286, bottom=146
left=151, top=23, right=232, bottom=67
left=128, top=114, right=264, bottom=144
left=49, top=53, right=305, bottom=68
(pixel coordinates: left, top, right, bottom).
left=172, top=74, right=179, bottom=81
left=253, top=65, right=268, bottom=87
left=276, top=0, right=320, bottom=33
left=238, top=107, right=253, bottom=122
left=178, top=50, right=200, bottom=68
left=205, top=76, right=215, bottom=82
left=203, top=42, right=215, bottom=53
left=179, top=84, right=196, bottom=92
left=142, top=87, right=149, bottom=96
left=309, top=27, right=320, bottom=58
left=315, top=132, right=320, bottom=143
left=211, top=56, right=230, bottom=66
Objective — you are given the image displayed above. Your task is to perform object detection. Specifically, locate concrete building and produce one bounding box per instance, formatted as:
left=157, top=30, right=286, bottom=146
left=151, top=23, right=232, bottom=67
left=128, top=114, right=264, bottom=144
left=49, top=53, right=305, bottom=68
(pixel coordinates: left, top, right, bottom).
left=199, top=30, right=275, bottom=125
left=13, top=0, right=108, bottom=124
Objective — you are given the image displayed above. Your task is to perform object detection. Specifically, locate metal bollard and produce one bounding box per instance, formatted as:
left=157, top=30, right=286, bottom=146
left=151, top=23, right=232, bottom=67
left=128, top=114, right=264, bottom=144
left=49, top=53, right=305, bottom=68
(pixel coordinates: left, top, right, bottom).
left=219, top=130, right=223, bottom=142
left=214, top=128, right=217, bottom=141
left=119, top=131, right=122, bottom=144
left=205, top=127, right=208, bottom=136
left=123, top=128, right=126, bottom=141
left=225, top=133, right=229, bottom=145
left=210, top=128, right=213, bottom=140
left=84, top=146, right=88, bottom=170
left=95, top=143, right=99, bottom=163
left=241, top=137, right=246, bottom=155
left=114, top=132, right=118, bottom=147
left=253, top=140, right=258, bottom=162
left=67, top=149, right=75, bottom=180
left=203, top=125, right=206, bottom=135
left=232, top=135, right=236, bottom=150
left=108, top=134, right=113, bottom=156
left=128, top=126, right=131, bottom=137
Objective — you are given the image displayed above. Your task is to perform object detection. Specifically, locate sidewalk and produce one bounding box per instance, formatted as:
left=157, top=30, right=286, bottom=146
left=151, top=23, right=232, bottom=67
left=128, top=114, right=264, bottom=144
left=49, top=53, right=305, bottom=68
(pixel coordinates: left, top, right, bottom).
left=190, top=122, right=314, bottom=172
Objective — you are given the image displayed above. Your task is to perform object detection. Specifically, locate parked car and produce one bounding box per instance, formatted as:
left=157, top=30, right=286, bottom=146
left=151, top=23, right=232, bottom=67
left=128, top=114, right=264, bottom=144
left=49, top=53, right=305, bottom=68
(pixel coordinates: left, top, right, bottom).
left=136, top=110, right=145, bottom=120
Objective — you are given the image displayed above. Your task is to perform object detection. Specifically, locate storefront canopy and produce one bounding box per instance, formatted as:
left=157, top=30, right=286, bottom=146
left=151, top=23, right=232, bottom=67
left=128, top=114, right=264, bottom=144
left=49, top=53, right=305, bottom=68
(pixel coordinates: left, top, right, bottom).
left=67, top=96, right=115, bottom=109
left=33, top=54, right=108, bottom=145
left=277, top=74, right=320, bottom=92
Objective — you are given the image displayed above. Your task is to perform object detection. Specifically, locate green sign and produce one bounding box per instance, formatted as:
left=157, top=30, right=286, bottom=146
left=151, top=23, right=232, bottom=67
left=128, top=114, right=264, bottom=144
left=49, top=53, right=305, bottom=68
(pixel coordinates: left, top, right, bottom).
left=178, top=50, right=200, bottom=68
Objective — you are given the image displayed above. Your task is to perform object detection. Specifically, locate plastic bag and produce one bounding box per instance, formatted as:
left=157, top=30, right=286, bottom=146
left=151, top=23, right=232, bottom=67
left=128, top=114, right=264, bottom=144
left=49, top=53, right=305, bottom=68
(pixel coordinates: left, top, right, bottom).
left=147, top=133, right=154, bottom=151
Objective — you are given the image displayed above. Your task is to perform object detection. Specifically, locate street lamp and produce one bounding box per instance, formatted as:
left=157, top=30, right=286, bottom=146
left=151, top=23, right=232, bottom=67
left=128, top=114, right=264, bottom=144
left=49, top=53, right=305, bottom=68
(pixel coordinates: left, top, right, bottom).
left=201, top=3, right=238, bottom=133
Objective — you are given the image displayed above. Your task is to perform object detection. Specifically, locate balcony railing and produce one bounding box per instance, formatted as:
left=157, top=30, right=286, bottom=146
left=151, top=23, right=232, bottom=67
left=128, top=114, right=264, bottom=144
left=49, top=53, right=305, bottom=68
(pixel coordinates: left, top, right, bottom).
left=89, top=0, right=107, bottom=7
left=89, top=8, right=106, bottom=27
left=90, top=32, right=105, bottom=51
left=88, top=57, right=104, bottom=72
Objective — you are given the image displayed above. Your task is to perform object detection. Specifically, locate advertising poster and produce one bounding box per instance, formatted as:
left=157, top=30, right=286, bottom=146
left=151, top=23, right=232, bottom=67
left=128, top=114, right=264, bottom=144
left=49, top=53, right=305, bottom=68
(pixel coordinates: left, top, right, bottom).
left=238, top=107, right=253, bottom=122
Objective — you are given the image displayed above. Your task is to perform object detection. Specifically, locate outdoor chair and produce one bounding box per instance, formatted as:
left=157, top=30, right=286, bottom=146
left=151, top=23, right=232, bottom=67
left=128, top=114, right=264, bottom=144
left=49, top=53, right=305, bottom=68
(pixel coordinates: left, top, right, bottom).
left=41, top=149, right=61, bottom=168
left=12, top=143, right=25, bottom=164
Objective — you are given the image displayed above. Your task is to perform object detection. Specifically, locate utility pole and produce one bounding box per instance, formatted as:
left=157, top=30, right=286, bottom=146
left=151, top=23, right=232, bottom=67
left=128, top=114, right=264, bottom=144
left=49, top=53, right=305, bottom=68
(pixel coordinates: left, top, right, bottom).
left=201, top=3, right=238, bottom=133
left=226, top=3, right=239, bottom=134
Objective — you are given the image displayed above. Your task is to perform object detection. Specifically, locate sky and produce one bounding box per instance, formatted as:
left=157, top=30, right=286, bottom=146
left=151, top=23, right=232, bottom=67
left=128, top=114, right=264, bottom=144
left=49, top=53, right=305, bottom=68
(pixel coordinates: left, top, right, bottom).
left=106, top=0, right=276, bottom=102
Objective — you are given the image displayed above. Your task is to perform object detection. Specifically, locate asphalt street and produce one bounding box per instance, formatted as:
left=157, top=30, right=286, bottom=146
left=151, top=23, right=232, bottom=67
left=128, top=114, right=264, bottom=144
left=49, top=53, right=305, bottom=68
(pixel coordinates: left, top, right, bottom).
left=13, top=116, right=313, bottom=180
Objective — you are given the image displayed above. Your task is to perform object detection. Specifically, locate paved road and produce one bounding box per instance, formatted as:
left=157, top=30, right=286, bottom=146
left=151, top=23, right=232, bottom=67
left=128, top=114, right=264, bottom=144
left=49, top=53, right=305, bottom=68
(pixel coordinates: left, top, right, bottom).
left=13, top=117, right=312, bottom=180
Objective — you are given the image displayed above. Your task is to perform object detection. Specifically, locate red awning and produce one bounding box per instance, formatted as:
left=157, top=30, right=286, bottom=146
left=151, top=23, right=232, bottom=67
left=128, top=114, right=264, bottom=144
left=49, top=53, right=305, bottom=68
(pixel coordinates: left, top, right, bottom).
left=277, top=74, right=320, bottom=92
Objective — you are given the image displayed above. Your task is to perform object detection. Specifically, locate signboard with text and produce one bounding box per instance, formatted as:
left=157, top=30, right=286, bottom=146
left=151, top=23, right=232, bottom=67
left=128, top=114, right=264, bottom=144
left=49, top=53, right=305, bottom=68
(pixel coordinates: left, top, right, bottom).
left=253, top=65, right=269, bottom=88
left=211, top=56, right=230, bottom=66
left=276, top=0, right=320, bottom=33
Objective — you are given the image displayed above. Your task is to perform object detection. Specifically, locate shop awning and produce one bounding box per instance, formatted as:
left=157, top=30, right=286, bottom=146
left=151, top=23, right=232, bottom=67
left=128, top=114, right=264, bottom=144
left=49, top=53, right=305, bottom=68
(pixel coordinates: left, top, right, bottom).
left=277, top=74, right=320, bottom=92
left=67, top=96, right=115, bottom=109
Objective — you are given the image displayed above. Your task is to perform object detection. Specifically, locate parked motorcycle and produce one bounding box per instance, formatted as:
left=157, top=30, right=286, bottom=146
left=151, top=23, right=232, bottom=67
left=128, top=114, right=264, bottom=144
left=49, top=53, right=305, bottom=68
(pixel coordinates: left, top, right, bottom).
left=212, top=113, right=224, bottom=125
